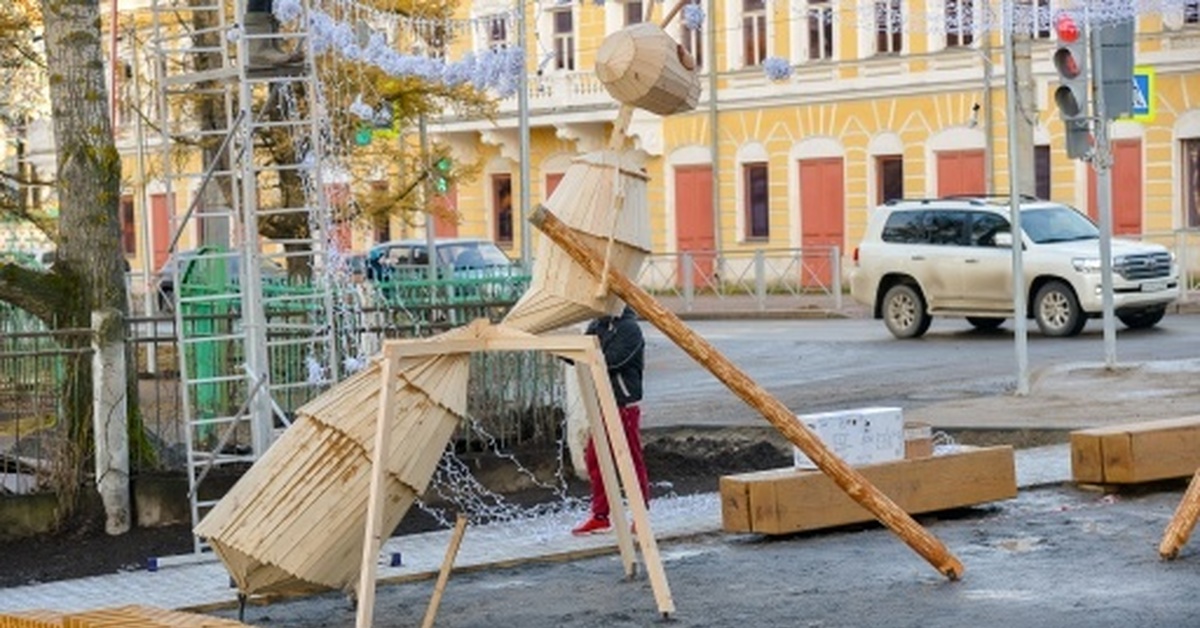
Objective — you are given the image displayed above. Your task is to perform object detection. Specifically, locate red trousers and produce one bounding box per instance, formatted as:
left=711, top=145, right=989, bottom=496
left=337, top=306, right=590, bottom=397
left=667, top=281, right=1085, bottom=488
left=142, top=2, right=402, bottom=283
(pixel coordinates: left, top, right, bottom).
left=584, top=404, right=650, bottom=519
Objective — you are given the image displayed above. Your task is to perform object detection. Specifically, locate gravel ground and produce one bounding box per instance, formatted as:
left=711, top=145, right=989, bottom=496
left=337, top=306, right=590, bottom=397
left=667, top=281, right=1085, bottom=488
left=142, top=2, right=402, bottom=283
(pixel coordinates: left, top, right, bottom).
left=208, top=482, right=1200, bottom=628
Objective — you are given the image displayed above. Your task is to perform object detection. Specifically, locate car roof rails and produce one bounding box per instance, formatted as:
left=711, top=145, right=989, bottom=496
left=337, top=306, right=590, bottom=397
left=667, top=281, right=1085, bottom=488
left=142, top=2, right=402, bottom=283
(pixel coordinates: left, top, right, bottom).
left=883, top=197, right=986, bottom=206
left=943, top=193, right=1042, bottom=204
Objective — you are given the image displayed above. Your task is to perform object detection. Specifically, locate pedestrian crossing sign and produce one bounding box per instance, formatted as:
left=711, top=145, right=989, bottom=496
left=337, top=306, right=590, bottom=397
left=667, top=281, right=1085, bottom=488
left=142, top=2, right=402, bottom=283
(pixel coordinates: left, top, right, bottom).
left=1131, top=66, right=1155, bottom=122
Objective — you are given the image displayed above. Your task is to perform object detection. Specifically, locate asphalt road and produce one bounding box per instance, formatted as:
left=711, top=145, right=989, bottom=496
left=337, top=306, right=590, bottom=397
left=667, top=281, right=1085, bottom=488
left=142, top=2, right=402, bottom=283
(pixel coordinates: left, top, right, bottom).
left=640, top=313, right=1200, bottom=430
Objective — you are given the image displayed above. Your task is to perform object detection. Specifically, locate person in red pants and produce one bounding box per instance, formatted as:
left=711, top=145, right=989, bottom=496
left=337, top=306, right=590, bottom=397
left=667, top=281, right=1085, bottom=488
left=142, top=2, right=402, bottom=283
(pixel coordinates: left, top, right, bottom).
left=572, top=305, right=650, bottom=536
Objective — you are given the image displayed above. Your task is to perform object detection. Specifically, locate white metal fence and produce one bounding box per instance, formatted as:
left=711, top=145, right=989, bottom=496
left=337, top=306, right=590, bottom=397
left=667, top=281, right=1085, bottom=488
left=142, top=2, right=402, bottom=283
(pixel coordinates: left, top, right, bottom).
left=636, top=247, right=844, bottom=312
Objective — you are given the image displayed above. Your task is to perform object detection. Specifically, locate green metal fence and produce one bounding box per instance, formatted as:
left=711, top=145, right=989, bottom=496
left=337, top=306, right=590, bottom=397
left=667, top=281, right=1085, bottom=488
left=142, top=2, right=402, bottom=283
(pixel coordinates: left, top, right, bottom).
left=0, top=306, right=89, bottom=495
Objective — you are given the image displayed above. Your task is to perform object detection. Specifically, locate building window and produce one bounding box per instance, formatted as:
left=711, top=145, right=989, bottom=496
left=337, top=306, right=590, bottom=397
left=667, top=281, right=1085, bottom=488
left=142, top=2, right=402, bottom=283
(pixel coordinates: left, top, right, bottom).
left=120, top=196, right=136, bottom=255
left=1184, top=138, right=1200, bottom=228
left=807, top=0, right=833, bottom=61
left=680, top=0, right=704, bottom=69
left=1035, top=145, right=1051, bottom=201
left=493, top=173, right=514, bottom=245
left=1032, top=0, right=1052, bottom=38
left=877, top=155, right=903, bottom=204
left=1187, top=0, right=1200, bottom=24
left=742, top=0, right=768, bottom=67
left=945, top=0, right=974, bottom=47
left=744, top=163, right=769, bottom=239
left=117, top=61, right=134, bottom=132
left=875, top=0, right=903, bottom=55
left=624, top=0, right=644, bottom=25
left=553, top=8, right=575, bottom=71
left=487, top=15, right=509, bottom=50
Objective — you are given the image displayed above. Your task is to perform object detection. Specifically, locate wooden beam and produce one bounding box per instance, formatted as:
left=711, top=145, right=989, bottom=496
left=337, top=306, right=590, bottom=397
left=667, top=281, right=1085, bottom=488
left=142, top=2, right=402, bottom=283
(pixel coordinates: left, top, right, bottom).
left=529, top=205, right=964, bottom=581
left=355, top=351, right=400, bottom=628
left=575, top=363, right=639, bottom=578
left=421, top=514, right=469, bottom=628
left=584, top=349, right=676, bottom=616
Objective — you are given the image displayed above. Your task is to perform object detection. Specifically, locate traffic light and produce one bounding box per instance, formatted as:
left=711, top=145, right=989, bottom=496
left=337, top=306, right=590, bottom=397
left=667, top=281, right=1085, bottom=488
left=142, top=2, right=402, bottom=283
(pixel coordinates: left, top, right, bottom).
left=433, top=157, right=451, bottom=195
left=1096, top=15, right=1135, bottom=120
left=1052, top=9, right=1091, bottom=160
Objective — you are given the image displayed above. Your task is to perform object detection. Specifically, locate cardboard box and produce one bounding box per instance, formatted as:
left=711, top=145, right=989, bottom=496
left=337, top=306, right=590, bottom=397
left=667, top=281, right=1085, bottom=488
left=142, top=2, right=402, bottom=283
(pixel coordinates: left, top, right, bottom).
left=722, top=446, right=1017, bottom=535
left=1071, top=416, right=1200, bottom=484
left=904, top=421, right=933, bottom=459
left=792, top=407, right=904, bottom=469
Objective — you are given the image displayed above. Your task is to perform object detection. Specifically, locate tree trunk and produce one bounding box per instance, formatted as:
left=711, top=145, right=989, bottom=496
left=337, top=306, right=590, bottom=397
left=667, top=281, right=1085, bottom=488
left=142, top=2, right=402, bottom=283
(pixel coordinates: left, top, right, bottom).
left=40, top=0, right=127, bottom=514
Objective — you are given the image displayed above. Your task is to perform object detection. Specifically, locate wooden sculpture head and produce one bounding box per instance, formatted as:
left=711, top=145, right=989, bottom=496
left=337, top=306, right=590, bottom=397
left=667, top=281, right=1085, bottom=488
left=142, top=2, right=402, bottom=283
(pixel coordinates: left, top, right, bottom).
left=595, top=22, right=701, bottom=116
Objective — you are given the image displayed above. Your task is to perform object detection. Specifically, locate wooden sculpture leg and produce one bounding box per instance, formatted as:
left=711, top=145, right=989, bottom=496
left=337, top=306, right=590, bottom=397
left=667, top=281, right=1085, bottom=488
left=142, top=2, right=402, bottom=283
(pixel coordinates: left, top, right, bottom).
left=1160, top=469, right=1200, bottom=560
left=356, top=350, right=399, bottom=628
left=421, top=514, right=469, bottom=628
left=583, top=353, right=676, bottom=616
left=576, top=365, right=638, bottom=577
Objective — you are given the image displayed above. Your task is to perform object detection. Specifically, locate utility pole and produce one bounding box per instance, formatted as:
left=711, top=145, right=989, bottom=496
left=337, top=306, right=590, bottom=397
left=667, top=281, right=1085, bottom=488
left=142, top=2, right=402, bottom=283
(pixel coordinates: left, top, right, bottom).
left=1012, top=0, right=1037, bottom=197
left=1091, top=5, right=1136, bottom=369
left=419, top=113, right=436, bottom=282
left=1005, top=0, right=1029, bottom=396
left=516, top=0, right=532, bottom=267
left=1091, top=24, right=1117, bottom=369
left=1052, top=3, right=1135, bottom=369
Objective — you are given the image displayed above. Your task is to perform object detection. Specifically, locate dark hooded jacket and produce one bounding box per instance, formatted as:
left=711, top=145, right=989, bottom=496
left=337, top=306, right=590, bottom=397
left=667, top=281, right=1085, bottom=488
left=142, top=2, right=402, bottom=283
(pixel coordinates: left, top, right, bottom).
left=585, top=306, right=644, bottom=407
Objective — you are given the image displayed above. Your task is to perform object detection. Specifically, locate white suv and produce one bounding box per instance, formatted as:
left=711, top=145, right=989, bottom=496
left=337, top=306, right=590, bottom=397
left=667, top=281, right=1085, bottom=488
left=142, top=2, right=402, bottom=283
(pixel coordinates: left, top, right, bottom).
left=849, top=197, right=1180, bottom=338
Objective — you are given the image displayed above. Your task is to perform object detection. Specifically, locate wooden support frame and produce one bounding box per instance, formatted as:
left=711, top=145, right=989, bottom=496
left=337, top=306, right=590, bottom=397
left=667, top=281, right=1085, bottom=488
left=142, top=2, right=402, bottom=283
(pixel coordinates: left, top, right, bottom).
left=421, top=514, right=469, bottom=628
left=354, top=321, right=675, bottom=627
left=529, top=205, right=965, bottom=581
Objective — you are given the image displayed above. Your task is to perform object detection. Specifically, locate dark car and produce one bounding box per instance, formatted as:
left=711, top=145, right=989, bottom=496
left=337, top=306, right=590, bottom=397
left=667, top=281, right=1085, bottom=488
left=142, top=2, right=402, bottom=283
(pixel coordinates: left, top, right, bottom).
left=365, top=238, right=515, bottom=281
left=155, top=248, right=287, bottom=312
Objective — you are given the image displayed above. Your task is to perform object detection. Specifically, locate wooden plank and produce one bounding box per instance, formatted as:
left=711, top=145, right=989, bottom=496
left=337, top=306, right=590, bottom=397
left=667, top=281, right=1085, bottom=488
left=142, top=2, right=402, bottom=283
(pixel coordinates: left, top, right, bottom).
left=575, top=363, right=638, bottom=577
left=355, top=351, right=400, bottom=628
left=529, top=205, right=965, bottom=580
left=421, top=514, right=469, bottom=628
left=1071, top=416, right=1200, bottom=484
left=721, top=447, right=1017, bottom=536
left=585, top=348, right=676, bottom=617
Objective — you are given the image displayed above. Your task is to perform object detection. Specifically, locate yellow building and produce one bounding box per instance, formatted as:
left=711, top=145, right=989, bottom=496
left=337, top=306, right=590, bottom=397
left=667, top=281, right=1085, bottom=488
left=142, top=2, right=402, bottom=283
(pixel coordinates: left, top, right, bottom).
left=430, top=0, right=1200, bottom=279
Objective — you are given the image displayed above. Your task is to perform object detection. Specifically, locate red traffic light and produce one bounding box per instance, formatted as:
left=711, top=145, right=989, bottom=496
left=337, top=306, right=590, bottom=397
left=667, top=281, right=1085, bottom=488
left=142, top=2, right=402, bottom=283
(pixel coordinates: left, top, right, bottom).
left=1055, top=13, right=1080, bottom=43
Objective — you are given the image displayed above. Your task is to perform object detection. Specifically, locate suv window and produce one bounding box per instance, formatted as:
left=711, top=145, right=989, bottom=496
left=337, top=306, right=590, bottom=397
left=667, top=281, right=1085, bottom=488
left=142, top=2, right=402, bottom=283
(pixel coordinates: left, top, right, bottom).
left=922, top=211, right=969, bottom=245
left=881, top=210, right=926, bottom=243
left=969, top=212, right=1010, bottom=247
left=881, top=210, right=971, bottom=245
left=1021, top=206, right=1098, bottom=243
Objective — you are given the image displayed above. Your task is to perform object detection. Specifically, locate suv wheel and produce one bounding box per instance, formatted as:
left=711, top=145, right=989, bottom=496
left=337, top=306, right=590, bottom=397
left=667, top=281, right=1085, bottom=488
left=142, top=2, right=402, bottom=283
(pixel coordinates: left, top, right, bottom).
left=1118, top=305, right=1166, bottom=330
left=1034, top=280, right=1086, bottom=337
left=882, top=284, right=932, bottom=339
left=966, top=317, right=1005, bottom=331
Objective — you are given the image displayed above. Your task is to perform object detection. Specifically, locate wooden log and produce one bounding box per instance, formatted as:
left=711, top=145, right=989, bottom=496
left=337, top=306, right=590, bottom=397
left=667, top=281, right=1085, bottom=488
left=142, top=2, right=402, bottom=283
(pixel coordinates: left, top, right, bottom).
left=529, top=205, right=964, bottom=580
left=421, top=514, right=470, bottom=628
left=1160, top=468, right=1200, bottom=560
